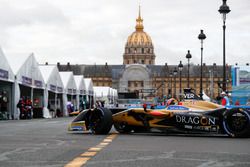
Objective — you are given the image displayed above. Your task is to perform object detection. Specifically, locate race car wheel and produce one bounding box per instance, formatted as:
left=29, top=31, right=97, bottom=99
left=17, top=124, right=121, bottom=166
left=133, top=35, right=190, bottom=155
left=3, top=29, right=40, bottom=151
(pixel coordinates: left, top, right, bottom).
left=223, top=108, right=250, bottom=138
left=114, top=122, right=132, bottom=133
left=89, top=107, right=113, bottom=134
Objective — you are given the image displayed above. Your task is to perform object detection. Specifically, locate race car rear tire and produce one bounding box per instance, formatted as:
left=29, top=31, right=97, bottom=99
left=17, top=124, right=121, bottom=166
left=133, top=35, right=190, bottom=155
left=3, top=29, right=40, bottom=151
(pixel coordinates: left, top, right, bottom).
left=114, top=122, right=132, bottom=133
left=89, top=107, right=113, bottom=134
left=223, top=108, right=250, bottom=138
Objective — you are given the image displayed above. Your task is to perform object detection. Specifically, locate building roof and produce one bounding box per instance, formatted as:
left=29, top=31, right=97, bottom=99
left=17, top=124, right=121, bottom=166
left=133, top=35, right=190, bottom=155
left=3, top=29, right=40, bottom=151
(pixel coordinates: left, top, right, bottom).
left=57, top=63, right=231, bottom=79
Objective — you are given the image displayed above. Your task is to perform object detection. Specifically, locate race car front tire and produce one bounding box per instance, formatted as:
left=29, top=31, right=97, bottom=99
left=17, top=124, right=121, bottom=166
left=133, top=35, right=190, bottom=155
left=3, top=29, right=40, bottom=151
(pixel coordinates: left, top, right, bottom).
left=222, top=108, right=250, bottom=138
left=89, top=107, right=113, bottom=134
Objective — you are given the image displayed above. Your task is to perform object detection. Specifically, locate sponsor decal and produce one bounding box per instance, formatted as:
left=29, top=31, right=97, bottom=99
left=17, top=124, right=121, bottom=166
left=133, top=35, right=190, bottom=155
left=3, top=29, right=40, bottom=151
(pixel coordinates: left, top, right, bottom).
left=184, top=125, right=193, bottom=129
left=34, top=80, right=43, bottom=87
left=22, top=76, right=32, bottom=85
left=184, top=93, right=195, bottom=99
left=68, top=88, right=72, bottom=94
left=57, top=87, right=63, bottom=93
left=192, top=126, right=218, bottom=132
left=0, top=69, right=8, bottom=80
left=176, top=115, right=216, bottom=126
left=50, top=84, right=56, bottom=92
left=71, top=126, right=83, bottom=131
left=167, top=105, right=189, bottom=110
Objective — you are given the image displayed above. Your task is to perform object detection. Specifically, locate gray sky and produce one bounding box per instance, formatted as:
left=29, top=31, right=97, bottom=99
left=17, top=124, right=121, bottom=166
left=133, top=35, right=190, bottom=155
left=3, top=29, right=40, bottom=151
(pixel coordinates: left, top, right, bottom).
left=0, top=0, right=249, bottom=66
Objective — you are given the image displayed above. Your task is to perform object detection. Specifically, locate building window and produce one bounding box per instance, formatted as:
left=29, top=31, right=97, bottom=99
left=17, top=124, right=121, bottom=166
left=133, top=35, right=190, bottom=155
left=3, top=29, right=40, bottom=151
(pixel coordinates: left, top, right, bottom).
left=128, top=81, right=131, bottom=87
left=141, top=60, right=144, bottom=64
left=134, top=48, right=137, bottom=53
left=135, top=82, right=138, bottom=87
left=142, top=48, right=144, bottom=53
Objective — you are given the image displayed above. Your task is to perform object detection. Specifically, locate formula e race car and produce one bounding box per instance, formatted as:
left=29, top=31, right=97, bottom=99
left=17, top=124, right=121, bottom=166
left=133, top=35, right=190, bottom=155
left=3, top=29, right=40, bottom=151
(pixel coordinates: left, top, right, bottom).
left=68, top=91, right=250, bottom=138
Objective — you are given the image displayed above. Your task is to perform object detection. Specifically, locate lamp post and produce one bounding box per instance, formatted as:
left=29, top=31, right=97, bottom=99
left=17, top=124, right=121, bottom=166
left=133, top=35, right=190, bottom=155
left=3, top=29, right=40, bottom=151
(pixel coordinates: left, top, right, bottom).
left=219, top=0, right=230, bottom=92
left=162, top=80, right=164, bottom=98
left=198, top=29, right=206, bottom=100
left=186, top=50, right=192, bottom=88
left=169, top=72, right=173, bottom=98
left=178, top=61, right=183, bottom=99
left=173, top=68, right=178, bottom=98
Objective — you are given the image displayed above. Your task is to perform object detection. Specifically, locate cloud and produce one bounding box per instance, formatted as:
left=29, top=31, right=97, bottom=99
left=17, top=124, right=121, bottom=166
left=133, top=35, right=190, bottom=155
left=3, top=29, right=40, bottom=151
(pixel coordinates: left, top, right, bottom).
left=0, top=0, right=250, bottom=66
left=0, top=1, right=68, bottom=27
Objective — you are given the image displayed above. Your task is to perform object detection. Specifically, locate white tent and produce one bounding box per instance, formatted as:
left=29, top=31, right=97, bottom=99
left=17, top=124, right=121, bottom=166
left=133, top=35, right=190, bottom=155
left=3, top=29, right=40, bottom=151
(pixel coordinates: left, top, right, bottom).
left=203, top=91, right=211, bottom=101
left=111, top=88, right=118, bottom=105
left=59, top=72, right=77, bottom=116
left=0, top=47, right=15, bottom=82
left=94, top=86, right=111, bottom=98
left=39, top=65, right=64, bottom=118
left=93, top=86, right=111, bottom=106
left=0, top=47, right=15, bottom=119
left=74, top=75, right=86, bottom=111
left=84, top=78, right=94, bottom=109
left=7, top=53, right=45, bottom=119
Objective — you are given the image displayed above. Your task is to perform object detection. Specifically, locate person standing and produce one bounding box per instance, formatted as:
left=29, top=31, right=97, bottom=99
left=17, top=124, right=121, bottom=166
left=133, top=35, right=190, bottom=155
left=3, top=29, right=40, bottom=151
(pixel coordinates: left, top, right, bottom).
left=235, top=100, right=240, bottom=106
left=221, top=92, right=230, bottom=106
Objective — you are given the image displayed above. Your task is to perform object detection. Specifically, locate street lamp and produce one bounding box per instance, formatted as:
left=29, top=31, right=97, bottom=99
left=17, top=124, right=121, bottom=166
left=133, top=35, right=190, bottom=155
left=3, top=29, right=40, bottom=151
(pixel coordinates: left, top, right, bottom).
left=173, top=68, right=178, bottom=98
left=178, top=61, right=183, bottom=99
left=169, top=72, right=173, bottom=98
left=161, top=80, right=164, bottom=98
left=198, top=29, right=206, bottom=100
left=219, top=0, right=230, bottom=92
left=186, top=50, right=192, bottom=88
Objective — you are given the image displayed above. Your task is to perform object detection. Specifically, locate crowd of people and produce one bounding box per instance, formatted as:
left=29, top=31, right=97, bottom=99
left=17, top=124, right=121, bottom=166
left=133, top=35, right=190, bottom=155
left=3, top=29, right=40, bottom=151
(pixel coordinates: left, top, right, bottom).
left=17, top=97, right=33, bottom=119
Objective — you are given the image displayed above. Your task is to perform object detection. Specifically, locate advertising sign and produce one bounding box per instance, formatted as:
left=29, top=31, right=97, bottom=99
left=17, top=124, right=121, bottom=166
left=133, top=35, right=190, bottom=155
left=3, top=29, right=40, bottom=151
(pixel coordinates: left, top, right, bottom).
left=22, top=76, right=32, bottom=85
left=231, top=66, right=250, bottom=105
left=0, top=69, right=8, bottom=80
left=34, top=80, right=43, bottom=88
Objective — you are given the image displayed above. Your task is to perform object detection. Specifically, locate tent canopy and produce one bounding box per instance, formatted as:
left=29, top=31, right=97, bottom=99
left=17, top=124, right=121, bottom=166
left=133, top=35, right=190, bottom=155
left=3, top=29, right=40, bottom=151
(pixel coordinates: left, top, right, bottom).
left=7, top=53, right=45, bottom=88
left=74, top=75, right=86, bottom=95
left=0, top=47, right=15, bottom=82
left=94, top=86, right=111, bottom=98
left=202, top=91, right=211, bottom=101
left=84, top=78, right=94, bottom=96
left=59, top=72, right=77, bottom=95
left=39, top=65, right=64, bottom=93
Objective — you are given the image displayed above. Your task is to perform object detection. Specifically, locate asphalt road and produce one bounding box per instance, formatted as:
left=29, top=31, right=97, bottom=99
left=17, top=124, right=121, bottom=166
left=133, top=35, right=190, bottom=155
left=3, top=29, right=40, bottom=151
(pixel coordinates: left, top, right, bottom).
left=0, top=117, right=250, bottom=167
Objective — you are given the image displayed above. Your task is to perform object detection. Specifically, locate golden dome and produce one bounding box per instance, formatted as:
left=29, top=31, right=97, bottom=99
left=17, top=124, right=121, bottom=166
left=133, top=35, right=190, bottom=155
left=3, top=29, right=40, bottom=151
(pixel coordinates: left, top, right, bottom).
left=126, top=6, right=153, bottom=46
left=127, top=31, right=152, bottom=46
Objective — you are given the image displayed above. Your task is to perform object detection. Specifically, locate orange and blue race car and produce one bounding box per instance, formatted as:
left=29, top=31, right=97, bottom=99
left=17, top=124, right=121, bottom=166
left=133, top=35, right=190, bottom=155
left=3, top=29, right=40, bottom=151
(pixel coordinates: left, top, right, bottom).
left=68, top=90, right=250, bottom=138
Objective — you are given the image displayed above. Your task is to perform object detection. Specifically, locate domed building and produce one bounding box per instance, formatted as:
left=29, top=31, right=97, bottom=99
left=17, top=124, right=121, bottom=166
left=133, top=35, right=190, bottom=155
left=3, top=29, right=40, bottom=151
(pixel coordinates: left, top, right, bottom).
left=123, top=8, right=155, bottom=65
left=57, top=7, right=231, bottom=100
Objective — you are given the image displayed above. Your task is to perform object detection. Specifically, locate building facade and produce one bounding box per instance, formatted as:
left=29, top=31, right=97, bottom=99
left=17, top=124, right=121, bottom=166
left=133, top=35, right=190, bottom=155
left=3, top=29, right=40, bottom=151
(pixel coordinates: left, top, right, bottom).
left=58, top=8, right=232, bottom=100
